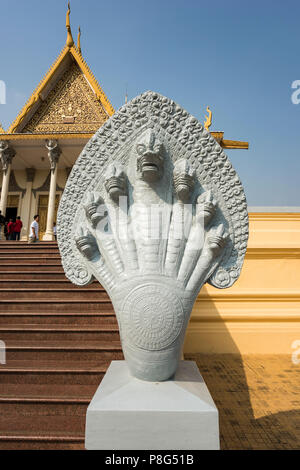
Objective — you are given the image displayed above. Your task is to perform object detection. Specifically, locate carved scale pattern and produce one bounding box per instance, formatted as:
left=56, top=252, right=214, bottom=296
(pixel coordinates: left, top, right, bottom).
left=57, top=91, right=248, bottom=288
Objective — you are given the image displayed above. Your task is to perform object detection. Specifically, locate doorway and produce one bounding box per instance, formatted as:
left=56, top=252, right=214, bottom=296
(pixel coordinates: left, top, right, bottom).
left=5, top=207, right=17, bottom=222
left=37, top=194, right=60, bottom=239
left=5, top=195, right=20, bottom=222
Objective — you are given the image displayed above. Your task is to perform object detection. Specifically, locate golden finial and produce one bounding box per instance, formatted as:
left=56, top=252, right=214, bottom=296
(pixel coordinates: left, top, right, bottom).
left=125, top=84, right=128, bottom=104
left=66, top=1, right=74, bottom=48
left=77, top=26, right=82, bottom=54
left=204, top=106, right=212, bottom=131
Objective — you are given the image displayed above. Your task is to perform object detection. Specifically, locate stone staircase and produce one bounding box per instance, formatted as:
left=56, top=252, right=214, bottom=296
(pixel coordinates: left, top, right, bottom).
left=0, top=241, right=122, bottom=450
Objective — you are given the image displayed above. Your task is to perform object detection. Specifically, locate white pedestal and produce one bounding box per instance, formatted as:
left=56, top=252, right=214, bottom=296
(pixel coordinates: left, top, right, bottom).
left=85, top=360, right=219, bottom=450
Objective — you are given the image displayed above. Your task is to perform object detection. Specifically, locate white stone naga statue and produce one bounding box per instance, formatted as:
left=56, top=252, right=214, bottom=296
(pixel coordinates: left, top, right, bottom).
left=57, top=91, right=248, bottom=382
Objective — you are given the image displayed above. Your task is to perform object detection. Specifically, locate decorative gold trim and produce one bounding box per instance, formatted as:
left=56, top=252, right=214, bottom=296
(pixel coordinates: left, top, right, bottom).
left=249, top=212, right=300, bottom=221
left=66, top=1, right=74, bottom=48
left=210, top=132, right=249, bottom=149
left=8, top=47, right=70, bottom=133
left=8, top=10, right=114, bottom=134
left=70, top=47, right=114, bottom=116
left=221, top=139, right=249, bottom=149
left=21, top=62, right=108, bottom=133
left=0, top=133, right=94, bottom=141
left=204, top=106, right=212, bottom=131
left=210, top=131, right=223, bottom=143
left=196, top=290, right=300, bottom=301
left=190, top=313, right=300, bottom=322
left=245, top=248, right=300, bottom=259
left=1, top=131, right=250, bottom=147
left=0, top=123, right=5, bottom=133
left=77, top=26, right=82, bottom=55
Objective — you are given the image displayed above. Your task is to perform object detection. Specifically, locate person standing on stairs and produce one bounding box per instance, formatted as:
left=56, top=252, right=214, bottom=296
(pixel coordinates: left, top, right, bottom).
left=7, top=219, right=15, bottom=241
left=14, top=216, right=23, bottom=241
left=4, top=222, right=9, bottom=240
left=28, top=215, right=39, bottom=244
left=53, top=221, right=57, bottom=241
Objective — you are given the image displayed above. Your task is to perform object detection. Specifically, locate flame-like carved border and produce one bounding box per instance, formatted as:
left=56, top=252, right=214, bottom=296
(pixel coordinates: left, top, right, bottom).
left=57, top=91, right=248, bottom=289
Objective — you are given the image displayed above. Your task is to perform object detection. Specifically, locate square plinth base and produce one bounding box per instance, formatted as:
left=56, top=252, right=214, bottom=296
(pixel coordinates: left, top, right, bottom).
left=85, top=360, right=219, bottom=450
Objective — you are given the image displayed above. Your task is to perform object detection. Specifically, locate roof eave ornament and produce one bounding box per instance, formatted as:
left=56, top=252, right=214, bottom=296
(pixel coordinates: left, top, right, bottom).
left=77, top=26, right=82, bottom=55
left=204, top=106, right=212, bottom=131
left=66, top=1, right=74, bottom=48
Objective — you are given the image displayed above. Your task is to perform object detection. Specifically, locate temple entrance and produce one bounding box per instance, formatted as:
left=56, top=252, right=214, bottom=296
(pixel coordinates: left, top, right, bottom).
left=5, top=207, right=17, bottom=222
left=5, top=195, right=20, bottom=222
left=37, top=194, right=60, bottom=239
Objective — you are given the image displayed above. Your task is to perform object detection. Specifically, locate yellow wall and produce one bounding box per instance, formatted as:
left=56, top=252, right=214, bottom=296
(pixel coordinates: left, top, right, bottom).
left=184, top=213, right=300, bottom=354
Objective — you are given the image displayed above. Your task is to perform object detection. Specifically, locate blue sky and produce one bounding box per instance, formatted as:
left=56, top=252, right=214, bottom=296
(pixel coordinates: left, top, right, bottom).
left=0, top=0, right=299, bottom=206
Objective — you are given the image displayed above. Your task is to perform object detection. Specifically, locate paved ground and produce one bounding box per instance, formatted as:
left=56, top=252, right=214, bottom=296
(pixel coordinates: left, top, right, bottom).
left=185, top=354, right=300, bottom=450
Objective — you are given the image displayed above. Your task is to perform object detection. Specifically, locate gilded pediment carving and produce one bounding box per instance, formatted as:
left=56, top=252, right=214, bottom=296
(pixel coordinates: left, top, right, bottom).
left=22, top=63, right=109, bottom=134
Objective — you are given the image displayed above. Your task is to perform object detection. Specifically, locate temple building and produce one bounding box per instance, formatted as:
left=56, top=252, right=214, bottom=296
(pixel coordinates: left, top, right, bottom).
left=0, top=6, right=248, bottom=241
left=0, top=5, right=115, bottom=240
left=0, top=4, right=299, bottom=451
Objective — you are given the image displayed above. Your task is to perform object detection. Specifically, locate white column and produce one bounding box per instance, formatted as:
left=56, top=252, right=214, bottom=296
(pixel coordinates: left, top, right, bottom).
left=0, top=141, right=15, bottom=214
left=0, top=165, right=11, bottom=215
left=43, top=140, right=61, bottom=241
left=20, top=168, right=35, bottom=241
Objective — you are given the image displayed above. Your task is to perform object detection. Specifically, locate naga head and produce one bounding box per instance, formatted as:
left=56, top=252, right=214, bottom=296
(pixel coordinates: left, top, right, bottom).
left=173, top=159, right=195, bottom=202
left=75, top=227, right=99, bottom=261
left=196, top=191, right=216, bottom=226
left=136, top=129, right=164, bottom=183
left=105, top=163, right=127, bottom=202
left=207, top=224, right=228, bottom=255
left=84, top=193, right=106, bottom=229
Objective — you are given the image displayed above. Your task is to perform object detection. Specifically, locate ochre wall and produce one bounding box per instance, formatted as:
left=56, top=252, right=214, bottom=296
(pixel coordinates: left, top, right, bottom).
left=184, top=213, right=300, bottom=354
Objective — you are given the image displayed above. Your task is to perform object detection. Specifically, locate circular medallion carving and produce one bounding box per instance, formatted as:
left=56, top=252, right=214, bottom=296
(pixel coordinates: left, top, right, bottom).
left=121, top=284, right=184, bottom=351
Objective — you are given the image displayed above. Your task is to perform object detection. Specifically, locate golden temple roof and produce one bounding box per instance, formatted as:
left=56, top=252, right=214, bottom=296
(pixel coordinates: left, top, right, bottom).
left=7, top=3, right=114, bottom=134
left=2, top=4, right=248, bottom=150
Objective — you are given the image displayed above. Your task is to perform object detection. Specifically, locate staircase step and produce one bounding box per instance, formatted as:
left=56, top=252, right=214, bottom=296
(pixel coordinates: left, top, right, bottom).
left=0, top=299, right=113, bottom=313
left=0, top=240, right=121, bottom=449
left=0, top=378, right=97, bottom=418
left=0, top=312, right=117, bottom=325
left=0, top=257, right=62, bottom=264
left=0, top=438, right=84, bottom=450
left=0, top=400, right=89, bottom=418
left=0, top=360, right=110, bottom=385
left=0, top=271, right=67, bottom=280
left=3, top=340, right=122, bottom=361
left=0, top=280, right=99, bottom=289
left=0, top=288, right=109, bottom=300
left=0, top=249, right=59, bottom=254
left=0, top=264, right=64, bottom=272
left=0, top=253, right=60, bottom=258
left=0, top=242, right=57, bottom=248
left=0, top=383, right=97, bottom=399
left=0, top=415, right=85, bottom=438
left=0, top=385, right=94, bottom=424
left=0, top=324, right=120, bottom=341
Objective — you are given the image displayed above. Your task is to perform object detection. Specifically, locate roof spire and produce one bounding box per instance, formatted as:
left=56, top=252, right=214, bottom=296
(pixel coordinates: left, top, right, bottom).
left=204, top=106, right=212, bottom=131
left=66, top=1, right=74, bottom=48
left=77, top=26, right=82, bottom=54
